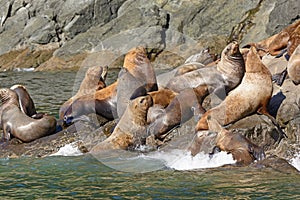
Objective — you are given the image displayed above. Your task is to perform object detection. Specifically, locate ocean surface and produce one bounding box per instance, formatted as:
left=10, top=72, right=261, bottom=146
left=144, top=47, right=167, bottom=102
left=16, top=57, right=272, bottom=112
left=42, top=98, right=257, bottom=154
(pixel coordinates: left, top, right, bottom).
left=0, top=70, right=299, bottom=199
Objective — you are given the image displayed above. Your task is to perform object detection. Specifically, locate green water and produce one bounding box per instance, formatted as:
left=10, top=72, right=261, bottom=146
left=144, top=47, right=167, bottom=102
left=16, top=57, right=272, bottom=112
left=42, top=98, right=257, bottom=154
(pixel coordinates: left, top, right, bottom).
left=0, top=71, right=300, bottom=199
left=0, top=155, right=299, bottom=199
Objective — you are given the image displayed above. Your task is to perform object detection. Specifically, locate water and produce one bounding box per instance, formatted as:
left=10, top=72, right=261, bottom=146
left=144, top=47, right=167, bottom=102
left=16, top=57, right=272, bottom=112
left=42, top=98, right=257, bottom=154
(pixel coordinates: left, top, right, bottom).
left=0, top=71, right=300, bottom=199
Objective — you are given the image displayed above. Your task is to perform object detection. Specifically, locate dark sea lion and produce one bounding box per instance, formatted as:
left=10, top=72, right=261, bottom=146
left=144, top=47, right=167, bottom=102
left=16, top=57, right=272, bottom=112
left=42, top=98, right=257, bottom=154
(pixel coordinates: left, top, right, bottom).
left=287, top=45, right=300, bottom=85
left=147, top=85, right=208, bottom=140
left=10, top=84, right=37, bottom=117
left=195, top=46, right=284, bottom=138
left=0, top=84, right=37, bottom=128
left=90, top=95, right=153, bottom=152
left=0, top=88, right=56, bottom=142
left=189, top=117, right=265, bottom=166
left=63, top=81, right=118, bottom=125
left=59, top=65, right=108, bottom=119
left=117, top=46, right=157, bottom=118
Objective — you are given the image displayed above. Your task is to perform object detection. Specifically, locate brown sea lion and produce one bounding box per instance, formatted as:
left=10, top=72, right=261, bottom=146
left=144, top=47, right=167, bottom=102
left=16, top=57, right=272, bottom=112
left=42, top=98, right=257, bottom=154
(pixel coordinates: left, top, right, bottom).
left=287, top=45, right=300, bottom=85
left=166, top=42, right=245, bottom=94
left=0, top=88, right=56, bottom=142
left=146, top=42, right=245, bottom=139
left=90, top=95, right=153, bottom=152
left=195, top=47, right=282, bottom=136
left=189, top=117, right=265, bottom=166
left=59, top=66, right=108, bottom=119
left=148, top=88, right=177, bottom=108
left=269, top=20, right=300, bottom=56
left=117, top=47, right=157, bottom=118
left=63, top=81, right=118, bottom=125
left=287, top=25, right=300, bottom=57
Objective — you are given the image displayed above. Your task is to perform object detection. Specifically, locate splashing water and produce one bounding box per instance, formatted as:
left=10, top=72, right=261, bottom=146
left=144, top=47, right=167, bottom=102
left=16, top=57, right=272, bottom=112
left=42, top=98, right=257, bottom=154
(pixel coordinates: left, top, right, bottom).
left=290, top=153, right=300, bottom=171
left=50, top=142, right=83, bottom=156
left=143, top=149, right=236, bottom=170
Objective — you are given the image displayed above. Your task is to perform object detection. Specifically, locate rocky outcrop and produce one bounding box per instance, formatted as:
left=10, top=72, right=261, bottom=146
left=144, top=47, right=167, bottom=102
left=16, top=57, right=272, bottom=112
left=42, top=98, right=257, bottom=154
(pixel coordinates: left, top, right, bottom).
left=0, top=0, right=299, bottom=71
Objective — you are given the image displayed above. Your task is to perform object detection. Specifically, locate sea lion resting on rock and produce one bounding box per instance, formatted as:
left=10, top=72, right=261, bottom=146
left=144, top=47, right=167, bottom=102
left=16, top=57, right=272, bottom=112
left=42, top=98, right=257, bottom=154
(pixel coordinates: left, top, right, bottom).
left=157, top=48, right=217, bottom=88
left=147, top=42, right=245, bottom=139
left=166, top=42, right=245, bottom=94
left=63, top=81, right=118, bottom=125
left=0, top=88, right=56, bottom=142
left=287, top=45, right=300, bottom=85
left=189, top=117, right=265, bottom=166
left=195, top=46, right=285, bottom=139
left=0, top=84, right=37, bottom=128
left=59, top=65, right=108, bottom=119
left=117, top=47, right=158, bottom=118
left=90, top=95, right=153, bottom=152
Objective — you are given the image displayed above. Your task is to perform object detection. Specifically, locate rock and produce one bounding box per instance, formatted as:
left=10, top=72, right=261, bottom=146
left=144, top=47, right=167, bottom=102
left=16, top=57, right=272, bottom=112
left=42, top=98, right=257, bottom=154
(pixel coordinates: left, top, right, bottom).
left=1, top=0, right=299, bottom=71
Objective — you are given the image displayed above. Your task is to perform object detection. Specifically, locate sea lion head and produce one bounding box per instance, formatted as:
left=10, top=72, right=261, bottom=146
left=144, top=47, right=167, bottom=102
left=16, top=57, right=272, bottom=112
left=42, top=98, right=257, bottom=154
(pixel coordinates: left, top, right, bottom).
left=129, top=95, right=153, bottom=126
left=123, top=46, right=148, bottom=71
left=80, top=66, right=108, bottom=92
left=222, top=41, right=244, bottom=61
left=0, top=88, right=19, bottom=107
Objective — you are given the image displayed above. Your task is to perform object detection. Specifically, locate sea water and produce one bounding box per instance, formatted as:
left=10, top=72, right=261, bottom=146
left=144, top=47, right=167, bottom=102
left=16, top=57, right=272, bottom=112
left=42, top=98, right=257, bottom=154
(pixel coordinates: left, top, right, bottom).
left=0, top=71, right=299, bottom=199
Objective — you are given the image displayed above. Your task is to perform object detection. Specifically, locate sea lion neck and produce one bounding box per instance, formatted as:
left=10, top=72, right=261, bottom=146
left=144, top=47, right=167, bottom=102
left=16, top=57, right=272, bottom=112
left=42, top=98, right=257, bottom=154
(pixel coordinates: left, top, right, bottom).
left=0, top=89, right=19, bottom=108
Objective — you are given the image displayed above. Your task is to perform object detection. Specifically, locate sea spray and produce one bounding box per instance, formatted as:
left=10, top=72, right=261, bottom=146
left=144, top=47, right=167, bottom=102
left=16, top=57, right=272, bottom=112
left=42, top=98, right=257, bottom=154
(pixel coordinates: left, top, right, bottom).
left=290, top=153, right=300, bottom=171
left=50, top=142, right=83, bottom=156
left=143, top=149, right=236, bottom=170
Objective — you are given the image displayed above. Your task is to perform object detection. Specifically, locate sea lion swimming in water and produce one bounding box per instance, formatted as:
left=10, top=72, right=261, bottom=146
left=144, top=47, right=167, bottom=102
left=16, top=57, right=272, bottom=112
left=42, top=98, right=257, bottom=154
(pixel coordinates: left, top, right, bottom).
left=0, top=88, right=56, bottom=142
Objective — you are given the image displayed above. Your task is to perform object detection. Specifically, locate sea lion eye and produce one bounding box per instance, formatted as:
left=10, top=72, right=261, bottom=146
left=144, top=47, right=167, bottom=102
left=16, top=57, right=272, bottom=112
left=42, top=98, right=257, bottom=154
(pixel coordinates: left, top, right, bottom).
left=139, top=98, right=145, bottom=104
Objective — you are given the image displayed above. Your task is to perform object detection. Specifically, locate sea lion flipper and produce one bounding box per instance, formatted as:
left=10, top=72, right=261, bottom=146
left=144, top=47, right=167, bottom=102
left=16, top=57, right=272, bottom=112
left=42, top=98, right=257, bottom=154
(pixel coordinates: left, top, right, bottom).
left=272, top=68, right=287, bottom=86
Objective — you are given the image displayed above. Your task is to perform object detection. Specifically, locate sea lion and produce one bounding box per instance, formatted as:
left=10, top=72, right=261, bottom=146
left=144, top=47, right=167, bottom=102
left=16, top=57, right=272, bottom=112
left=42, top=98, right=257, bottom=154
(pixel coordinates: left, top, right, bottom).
left=195, top=46, right=284, bottom=137
left=10, top=84, right=37, bottom=117
left=0, top=88, right=56, bottom=142
left=63, top=81, right=118, bottom=125
left=166, top=42, right=245, bottom=94
left=147, top=85, right=208, bottom=140
left=90, top=95, right=153, bottom=152
left=269, top=20, right=300, bottom=56
left=147, top=88, right=177, bottom=108
left=189, top=117, right=265, bottom=166
left=116, top=47, right=157, bottom=118
left=0, top=84, right=37, bottom=128
left=146, top=42, right=245, bottom=139
left=59, top=65, right=108, bottom=119
left=287, top=45, right=300, bottom=85
left=184, top=48, right=217, bottom=65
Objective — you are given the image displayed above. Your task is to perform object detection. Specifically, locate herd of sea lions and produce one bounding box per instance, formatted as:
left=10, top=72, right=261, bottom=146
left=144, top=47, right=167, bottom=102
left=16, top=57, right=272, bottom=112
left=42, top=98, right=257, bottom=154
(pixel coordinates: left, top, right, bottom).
left=0, top=20, right=299, bottom=166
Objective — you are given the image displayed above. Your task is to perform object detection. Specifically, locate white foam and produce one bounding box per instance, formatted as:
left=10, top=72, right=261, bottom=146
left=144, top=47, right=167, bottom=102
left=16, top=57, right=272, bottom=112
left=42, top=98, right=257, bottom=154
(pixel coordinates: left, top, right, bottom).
left=13, top=68, right=35, bottom=72
left=50, top=142, right=83, bottom=157
left=290, top=153, right=300, bottom=171
left=141, top=149, right=236, bottom=170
